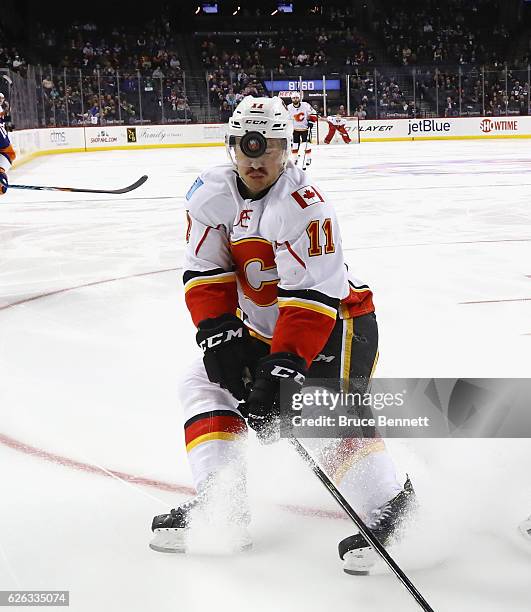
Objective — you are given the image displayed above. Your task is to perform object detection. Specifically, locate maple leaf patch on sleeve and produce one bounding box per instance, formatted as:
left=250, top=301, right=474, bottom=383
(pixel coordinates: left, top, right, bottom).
left=291, top=185, right=325, bottom=209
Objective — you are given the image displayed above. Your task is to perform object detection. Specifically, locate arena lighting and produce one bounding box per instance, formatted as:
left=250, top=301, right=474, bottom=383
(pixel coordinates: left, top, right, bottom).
left=195, top=6, right=200, bottom=13
left=271, top=9, right=278, bottom=15
left=233, top=6, right=240, bottom=15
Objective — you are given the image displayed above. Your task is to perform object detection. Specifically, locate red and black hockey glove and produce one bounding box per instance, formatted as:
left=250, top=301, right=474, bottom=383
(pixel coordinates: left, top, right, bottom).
left=245, top=352, right=307, bottom=443
left=196, top=313, right=254, bottom=401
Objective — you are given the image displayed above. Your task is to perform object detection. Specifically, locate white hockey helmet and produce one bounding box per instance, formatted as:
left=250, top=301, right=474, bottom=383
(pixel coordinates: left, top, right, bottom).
left=226, top=95, right=292, bottom=168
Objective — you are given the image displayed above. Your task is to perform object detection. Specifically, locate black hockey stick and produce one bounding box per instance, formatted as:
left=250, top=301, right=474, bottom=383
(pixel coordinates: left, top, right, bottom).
left=10, top=174, right=148, bottom=194
left=297, top=123, right=313, bottom=170
left=290, top=437, right=435, bottom=612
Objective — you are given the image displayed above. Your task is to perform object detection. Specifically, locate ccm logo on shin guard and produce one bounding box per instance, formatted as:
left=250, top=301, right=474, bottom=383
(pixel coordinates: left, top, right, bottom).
left=271, top=365, right=305, bottom=385
left=313, top=353, right=335, bottom=363
left=200, top=328, right=243, bottom=351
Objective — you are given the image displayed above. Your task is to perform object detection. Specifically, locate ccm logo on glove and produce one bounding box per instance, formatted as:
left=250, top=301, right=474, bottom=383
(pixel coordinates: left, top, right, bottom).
left=196, top=313, right=253, bottom=401
left=270, top=365, right=305, bottom=385
left=199, top=327, right=243, bottom=351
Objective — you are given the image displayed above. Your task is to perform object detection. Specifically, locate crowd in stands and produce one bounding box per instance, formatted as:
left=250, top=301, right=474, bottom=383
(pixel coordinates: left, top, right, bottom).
left=1, top=4, right=531, bottom=127
left=348, top=71, right=418, bottom=119
left=348, top=66, right=530, bottom=120
left=29, top=18, right=193, bottom=126
left=399, top=66, right=528, bottom=117
left=38, top=70, right=192, bottom=127
left=418, top=67, right=530, bottom=117
left=199, top=21, right=375, bottom=121
left=372, top=0, right=514, bottom=67
left=364, top=0, right=530, bottom=116
left=200, top=26, right=374, bottom=76
left=201, top=38, right=268, bottom=117
left=0, top=26, right=27, bottom=75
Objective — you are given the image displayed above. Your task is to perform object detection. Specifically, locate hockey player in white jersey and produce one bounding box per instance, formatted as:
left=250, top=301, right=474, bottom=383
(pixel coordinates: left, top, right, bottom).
left=287, top=91, right=317, bottom=168
left=150, top=95, right=416, bottom=573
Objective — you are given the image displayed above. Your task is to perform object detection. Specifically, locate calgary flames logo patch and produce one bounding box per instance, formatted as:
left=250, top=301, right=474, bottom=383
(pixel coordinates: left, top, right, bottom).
left=291, top=185, right=325, bottom=209
left=230, top=237, right=279, bottom=307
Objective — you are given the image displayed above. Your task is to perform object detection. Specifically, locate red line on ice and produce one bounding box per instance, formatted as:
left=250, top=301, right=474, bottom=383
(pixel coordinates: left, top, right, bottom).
left=0, top=267, right=181, bottom=312
left=0, top=269, right=347, bottom=520
left=0, top=432, right=347, bottom=521
left=460, top=297, right=531, bottom=305
left=347, top=237, right=531, bottom=251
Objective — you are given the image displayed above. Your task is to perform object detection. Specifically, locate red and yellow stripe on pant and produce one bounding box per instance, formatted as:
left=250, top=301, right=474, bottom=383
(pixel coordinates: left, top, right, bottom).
left=321, top=437, right=386, bottom=485
left=185, top=410, right=247, bottom=452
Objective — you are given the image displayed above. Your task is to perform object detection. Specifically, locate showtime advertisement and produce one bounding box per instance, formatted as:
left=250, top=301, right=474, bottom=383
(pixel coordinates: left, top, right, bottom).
left=479, top=118, right=519, bottom=134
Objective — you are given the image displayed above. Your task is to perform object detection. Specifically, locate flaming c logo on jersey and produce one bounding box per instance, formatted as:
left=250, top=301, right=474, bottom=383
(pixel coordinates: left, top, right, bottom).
left=230, top=237, right=279, bottom=307
left=294, top=112, right=305, bottom=122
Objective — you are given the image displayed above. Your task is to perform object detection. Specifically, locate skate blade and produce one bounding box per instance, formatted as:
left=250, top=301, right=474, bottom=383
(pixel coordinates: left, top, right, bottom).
left=342, top=547, right=378, bottom=576
left=149, top=527, right=253, bottom=554
left=149, top=528, right=187, bottom=553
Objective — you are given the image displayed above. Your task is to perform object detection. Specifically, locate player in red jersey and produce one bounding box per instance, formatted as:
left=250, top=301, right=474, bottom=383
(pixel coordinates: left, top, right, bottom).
left=324, top=112, right=352, bottom=144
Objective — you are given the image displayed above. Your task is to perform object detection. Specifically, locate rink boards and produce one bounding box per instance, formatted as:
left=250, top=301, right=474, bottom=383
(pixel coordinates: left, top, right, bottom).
left=11, top=116, right=531, bottom=167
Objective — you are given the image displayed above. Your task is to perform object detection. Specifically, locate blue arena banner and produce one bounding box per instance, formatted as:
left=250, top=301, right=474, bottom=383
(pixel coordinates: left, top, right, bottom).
left=264, top=79, right=341, bottom=92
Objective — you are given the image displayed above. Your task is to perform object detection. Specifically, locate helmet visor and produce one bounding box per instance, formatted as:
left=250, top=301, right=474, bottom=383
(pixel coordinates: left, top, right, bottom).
left=227, top=135, right=289, bottom=167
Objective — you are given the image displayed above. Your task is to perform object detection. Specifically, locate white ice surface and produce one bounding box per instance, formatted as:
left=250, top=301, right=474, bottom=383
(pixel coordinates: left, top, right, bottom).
left=1, top=140, right=530, bottom=612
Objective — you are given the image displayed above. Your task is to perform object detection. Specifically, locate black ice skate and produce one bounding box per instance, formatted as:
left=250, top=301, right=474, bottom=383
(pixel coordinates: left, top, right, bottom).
left=338, top=476, right=417, bottom=575
left=149, top=479, right=251, bottom=554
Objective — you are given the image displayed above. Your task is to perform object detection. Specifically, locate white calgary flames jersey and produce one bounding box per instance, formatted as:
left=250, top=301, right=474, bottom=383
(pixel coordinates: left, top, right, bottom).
left=183, top=161, right=373, bottom=366
left=287, top=101, right=317, bottom=131
left=327, top=115, right=347, bottom=127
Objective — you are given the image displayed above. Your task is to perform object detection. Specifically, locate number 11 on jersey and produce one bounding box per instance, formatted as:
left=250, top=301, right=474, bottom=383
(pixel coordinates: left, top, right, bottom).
left=306, top=218, right=335, bottom=256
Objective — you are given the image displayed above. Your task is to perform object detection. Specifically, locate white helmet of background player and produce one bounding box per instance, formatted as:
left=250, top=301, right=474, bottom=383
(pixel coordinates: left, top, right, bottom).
left=226, top=95, right=292, bottom=173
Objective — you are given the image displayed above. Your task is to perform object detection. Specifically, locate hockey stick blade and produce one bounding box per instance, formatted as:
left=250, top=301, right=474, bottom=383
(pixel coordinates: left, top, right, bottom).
left=290, top=437, right=435, bottom=612
left=10, top=175, right=148, bottom=195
